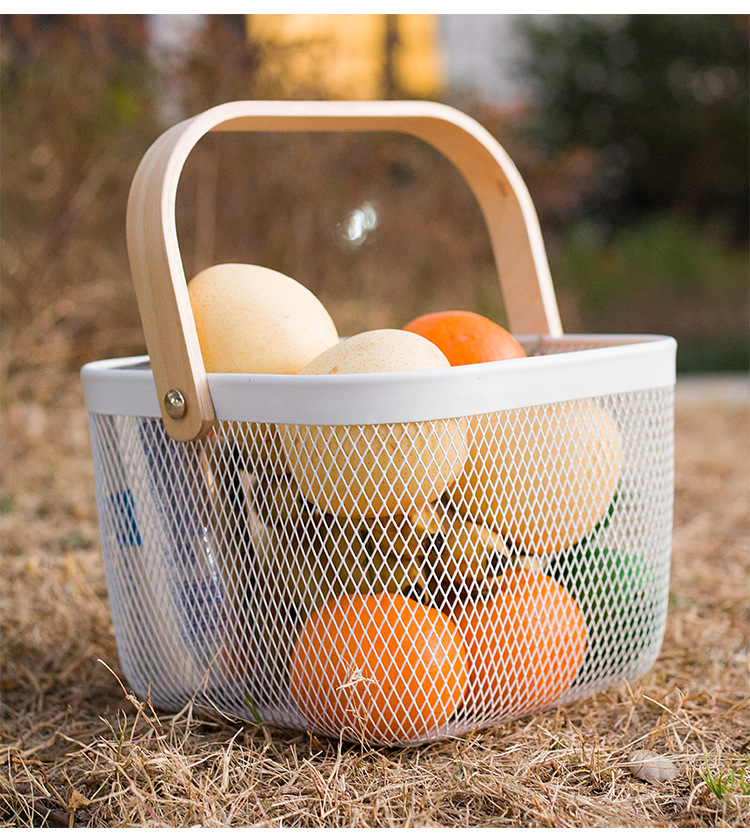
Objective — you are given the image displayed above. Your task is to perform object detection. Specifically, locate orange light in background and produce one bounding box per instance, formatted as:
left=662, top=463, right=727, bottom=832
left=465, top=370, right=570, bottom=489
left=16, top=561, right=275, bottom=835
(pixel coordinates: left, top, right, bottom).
left=246, top=14, right=443, bottom=99
left=395, top=14, right=443, bottom=99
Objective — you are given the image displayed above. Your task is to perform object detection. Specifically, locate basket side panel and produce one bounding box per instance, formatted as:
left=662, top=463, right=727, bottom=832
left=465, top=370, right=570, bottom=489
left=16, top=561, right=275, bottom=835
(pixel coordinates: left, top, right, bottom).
left=87, top=383, right=674, bottom=744
left=88, top=414, right=228, bottom=710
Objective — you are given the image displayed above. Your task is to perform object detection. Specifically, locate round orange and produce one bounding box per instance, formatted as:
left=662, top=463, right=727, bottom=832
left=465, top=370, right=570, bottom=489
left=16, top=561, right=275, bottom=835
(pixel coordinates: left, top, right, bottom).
left=446, top=568, right=586, bottom=722
left=289, top=592, right=467, bottom=744
left=402, top=310, right=526, bottom=366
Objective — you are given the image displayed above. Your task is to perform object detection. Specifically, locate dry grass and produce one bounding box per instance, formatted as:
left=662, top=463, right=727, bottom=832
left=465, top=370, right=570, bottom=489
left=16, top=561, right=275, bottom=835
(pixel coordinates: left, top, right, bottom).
left=1, top=371, right=748, bottom=827
left=2, top=18, right=748, bottom=825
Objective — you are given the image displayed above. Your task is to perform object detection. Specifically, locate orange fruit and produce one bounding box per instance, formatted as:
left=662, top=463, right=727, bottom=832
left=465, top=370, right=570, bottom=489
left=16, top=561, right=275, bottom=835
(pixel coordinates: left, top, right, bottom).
left=402, top=310, right=526, bottom=366
left=289, top=592, right=468, bottom=744
left=447, top=568, right=586, bottom=722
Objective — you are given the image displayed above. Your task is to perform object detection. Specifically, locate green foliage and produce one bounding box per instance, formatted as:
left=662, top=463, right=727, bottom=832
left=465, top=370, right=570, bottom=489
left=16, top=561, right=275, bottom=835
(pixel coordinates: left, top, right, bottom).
left=701, top=754, right=750, bottom=800
left=515, top=14, right=749, bottom=239
left=551, top=215, right=749, bottom=371
left=556, top=214, right=748, bottom=311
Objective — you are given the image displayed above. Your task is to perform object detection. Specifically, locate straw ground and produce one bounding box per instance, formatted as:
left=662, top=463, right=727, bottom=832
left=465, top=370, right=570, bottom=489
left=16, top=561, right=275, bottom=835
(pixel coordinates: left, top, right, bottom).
left=1, top=373, right=748, bottom=827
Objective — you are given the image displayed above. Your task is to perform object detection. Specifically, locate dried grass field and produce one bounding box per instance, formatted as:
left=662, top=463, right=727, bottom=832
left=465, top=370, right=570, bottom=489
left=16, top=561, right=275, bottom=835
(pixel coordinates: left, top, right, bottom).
left=1, top=368, right=748, bottom=828
left=2, top=15, right=748, bottom=828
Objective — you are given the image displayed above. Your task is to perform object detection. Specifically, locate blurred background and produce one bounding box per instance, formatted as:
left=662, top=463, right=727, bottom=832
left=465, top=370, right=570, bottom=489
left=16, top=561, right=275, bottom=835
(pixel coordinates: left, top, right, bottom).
left=1, top=13, right=748, bottom=405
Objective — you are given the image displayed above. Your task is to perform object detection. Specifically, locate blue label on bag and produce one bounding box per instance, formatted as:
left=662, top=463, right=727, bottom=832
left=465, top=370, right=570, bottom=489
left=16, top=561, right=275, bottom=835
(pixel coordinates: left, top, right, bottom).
left=109, top=489, right=142, bottom=548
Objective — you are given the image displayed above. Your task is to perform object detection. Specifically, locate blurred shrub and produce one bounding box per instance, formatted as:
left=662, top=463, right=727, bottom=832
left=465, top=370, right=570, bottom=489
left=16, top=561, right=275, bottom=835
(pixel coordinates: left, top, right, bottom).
left=515, top=14, right=749, bottom=242
left=551, top=214, right=749, bottom=372
left=0, top=15, right=161, bottom=400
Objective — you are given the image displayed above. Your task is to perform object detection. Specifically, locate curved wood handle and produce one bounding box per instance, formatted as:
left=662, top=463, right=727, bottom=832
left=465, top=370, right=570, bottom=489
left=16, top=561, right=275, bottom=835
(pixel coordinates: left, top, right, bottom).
left=126, top=100, right=562, bottom=441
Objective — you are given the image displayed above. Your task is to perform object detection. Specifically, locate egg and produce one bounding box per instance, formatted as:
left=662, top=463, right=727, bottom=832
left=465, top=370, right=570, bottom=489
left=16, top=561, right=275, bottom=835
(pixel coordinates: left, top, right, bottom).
left=279, top=329, right=470, bottom=519
left=451, top=401, right=623, bottom=555
left=300, top=328, right=449, bottom=375
left=187, top=263, right=339, bottom=374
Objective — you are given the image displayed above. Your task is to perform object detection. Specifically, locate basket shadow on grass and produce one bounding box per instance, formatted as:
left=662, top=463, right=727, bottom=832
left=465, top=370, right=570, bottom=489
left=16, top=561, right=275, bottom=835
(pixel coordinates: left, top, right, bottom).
left=1, top=389, right=749, bottom=827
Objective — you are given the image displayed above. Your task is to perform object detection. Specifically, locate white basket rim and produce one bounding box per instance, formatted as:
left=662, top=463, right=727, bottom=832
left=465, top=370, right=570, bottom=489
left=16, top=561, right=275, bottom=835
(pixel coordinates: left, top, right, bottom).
left=81, top=333, right=676, bottom=425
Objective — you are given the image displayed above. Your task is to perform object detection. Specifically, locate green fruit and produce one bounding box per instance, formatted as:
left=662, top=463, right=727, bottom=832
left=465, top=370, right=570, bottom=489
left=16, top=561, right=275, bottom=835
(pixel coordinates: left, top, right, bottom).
left=548, top=546, right=661, bottom=687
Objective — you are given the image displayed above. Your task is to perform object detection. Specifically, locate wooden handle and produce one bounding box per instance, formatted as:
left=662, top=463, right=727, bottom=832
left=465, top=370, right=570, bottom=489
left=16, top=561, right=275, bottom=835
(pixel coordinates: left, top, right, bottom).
left=126, top=100, right=562, bottom=441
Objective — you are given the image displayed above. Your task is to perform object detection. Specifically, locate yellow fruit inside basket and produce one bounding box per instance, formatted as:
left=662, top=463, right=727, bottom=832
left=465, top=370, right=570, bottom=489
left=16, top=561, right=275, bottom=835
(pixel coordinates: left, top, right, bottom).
left=279, top=329, right=469, bottom=518
left=451, top=401, right=622, bottom=555
left=188, top=263, right=339, bottom=374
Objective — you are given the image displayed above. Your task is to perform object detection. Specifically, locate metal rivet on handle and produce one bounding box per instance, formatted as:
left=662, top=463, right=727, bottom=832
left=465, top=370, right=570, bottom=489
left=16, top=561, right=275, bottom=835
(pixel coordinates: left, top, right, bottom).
left=164, top=389, right=187, bottom=420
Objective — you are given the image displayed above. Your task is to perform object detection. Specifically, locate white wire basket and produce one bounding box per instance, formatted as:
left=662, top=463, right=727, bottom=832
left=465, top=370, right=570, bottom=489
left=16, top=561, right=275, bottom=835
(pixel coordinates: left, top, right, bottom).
left=82, top=101, right=676, bottom=746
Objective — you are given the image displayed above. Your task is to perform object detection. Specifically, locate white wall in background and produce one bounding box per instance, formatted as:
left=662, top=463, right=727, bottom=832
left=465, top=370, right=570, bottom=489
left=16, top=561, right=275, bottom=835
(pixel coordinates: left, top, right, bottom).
left=439, top=14, right=531, bottom=107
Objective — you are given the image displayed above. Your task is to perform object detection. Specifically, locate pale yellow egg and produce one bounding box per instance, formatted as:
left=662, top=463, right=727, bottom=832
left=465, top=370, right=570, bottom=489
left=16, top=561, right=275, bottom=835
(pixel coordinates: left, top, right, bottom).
left=188, top=263, right=339, bottom=374
left=279, top=329, right=469, bottom=519
left=451, top=401, right=622, bottom=555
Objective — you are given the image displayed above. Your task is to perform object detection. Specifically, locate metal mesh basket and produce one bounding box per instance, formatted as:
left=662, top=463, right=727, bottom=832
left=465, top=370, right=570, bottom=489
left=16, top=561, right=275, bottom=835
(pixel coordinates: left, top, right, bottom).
left=82, top=102, right=676, bottom=746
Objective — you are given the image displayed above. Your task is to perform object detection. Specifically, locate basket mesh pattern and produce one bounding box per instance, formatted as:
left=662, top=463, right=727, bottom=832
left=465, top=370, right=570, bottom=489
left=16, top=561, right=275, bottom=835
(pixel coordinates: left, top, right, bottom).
left=88, top=387, right=673, bottom=745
